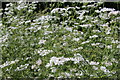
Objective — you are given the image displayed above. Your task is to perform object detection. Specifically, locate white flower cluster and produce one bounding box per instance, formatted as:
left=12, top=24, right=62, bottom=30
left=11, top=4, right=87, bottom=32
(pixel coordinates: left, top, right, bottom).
left=91, top=43, right=100, bottom=46
left=0, top=60, right=19, bottom=68
left=89, top=61, right=99, bottom=65
left=100, top=8, right=115, bottom=12
left=0, top=34, right=8, bottom=43
left=46, top=53, right=84, bottom=68
left=1, top=1, right=119, bottom=78
left=38, top=49, right=53, bottom=56
left=80, top=24, right=92, bottom=28
left=15, top=64, right=29, bottom=71
left=51, top=8, right=67, bottom=13
left=108, top=11, right=120, bottom=16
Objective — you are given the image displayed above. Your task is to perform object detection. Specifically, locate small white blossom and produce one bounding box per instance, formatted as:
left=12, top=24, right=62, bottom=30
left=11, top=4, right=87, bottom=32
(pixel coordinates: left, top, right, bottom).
left=5, top=8, right=9, bottom=11
left=51, top=67, right=57, bottom=73
left=81, top=40, right=90, bottom=44
left=36, top=59, right=42, bottom=65
left=89, top=61, right=99, bottom=65
left=89, top=35, right=98, bottom=38
left=95, top=10, right=101, bottom=13
left=104, top=62, right=112, bottom=66
left=38, top=40, right=46, bottom=44
left=92, top=30, right=101, bottom=33
left=75, top=72, right=83, bottom=76
left=31, top=65, right=36, bottom=69
left=106, top=45, right=112, bottom=49
left=65, top=27, right=73, bottom=32
left=100, top=66, right=110, bottom=73
left=111, top=40, right=119, bottom=44
left=100, top=66, right=106, bottom=71
left=108, top=11, right=120, bottom=16
left=117, top=44, right=120, bottom=48
left=73, top=38, right=80, bottom=42
left=91, top=43, right=100, bottom=46
left=80, top=24, right=92, bottom=28
left=44, top=31, right=53, bottom=35
left=25, top=20, right=31, bottom=24
left=93, top=66, right=98, bottom=70
left=38, top=49, right=53, bottom=56
left=0, top=60, right=19, bottom=68
left=100, top=8, right=115, bottom=12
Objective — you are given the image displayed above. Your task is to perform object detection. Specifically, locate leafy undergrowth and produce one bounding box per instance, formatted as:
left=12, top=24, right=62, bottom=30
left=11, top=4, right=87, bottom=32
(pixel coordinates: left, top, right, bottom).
left=0, top=1, right=120, bottom=78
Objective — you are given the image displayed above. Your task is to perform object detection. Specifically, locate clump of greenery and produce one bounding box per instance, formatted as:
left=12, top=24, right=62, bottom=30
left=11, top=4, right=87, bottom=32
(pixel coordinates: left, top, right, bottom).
left=0, top=1, right=120, bottom=78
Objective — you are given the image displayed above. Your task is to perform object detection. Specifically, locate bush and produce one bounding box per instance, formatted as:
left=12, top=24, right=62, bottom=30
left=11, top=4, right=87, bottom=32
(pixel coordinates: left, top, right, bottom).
left=0, top=1, right=120, bottom=78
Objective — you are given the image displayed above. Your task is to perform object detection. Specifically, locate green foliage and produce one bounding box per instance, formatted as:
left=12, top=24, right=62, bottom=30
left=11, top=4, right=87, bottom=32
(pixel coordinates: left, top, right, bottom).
left=0, top=1, right=119, bottom=79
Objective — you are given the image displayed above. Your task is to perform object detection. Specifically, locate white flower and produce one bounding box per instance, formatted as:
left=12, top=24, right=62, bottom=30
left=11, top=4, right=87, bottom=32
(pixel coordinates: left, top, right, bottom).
left=64, top=72, right=71, bottom=77
left=38, top=49, right=53, bottom=56
left=117, top=44, right=120, bottom=48
left=32, top=1, right=38, bottom=3
left=101, top=24, right=109, bottom=27
left=77, top=47, right=83, bottom=50
left=93, top=66, right=98, bottom=70
left=51, top=8, right=60, bottom=13
left=77, top=16, right=83, bottom=20
left=91, top=20, right=99, bottom=23
left=25, top=20, right=31, bottom=24
left=100, top=66, right=110, bottom=73
left=61, top=13, right=68, bottom=16
left=16, top=5, right=24, bottom=10
left=104, top=62, right=112, bottom=66
left=95, top=10, right=101, bottom=13
left=106, top=30, right=111, bottom=34
left=66, top=7, right=75, bottom=10
left=15, top=64, right=29, bottom=71
left=63, top=42, right=67, bottom=46
left=91, top=43, right=100, bottom=46
left=89, top=35, right=98, bottom=38
left=100, top=66, right=106, bottom=71
left=71, top=53, right=84, bottom=64
left=100, top=8, right=115, bottom=12
left=38, top=40, right=46, bottom=44
left=111, top=40, right=119, bottom=43
left=6, top=3, right=10, bottom=7
left=65, top=27, right=73, bottom=32
left=26, top=27, right=35, bottom=30
left=72, top=47, right=83, bottom=51
left=31, top=65, right=36, bottom=69
left=80, top=24, right=92, bottom=28
left=36, top=59, right=42, bottom=65
left=108, top=11, right=120, bottom=16
left=0, top=34, right=8, bottom=43
left=0, top=13, right=2, bottom=15
left=5, top=8, right=9, bottom=11
left=81, top=40, right=90, bottom=44
left=106, top=45, right=112, bottom=49
left=89, top=61, right=99, bottom=65
left=44, top=31, right=53, bottom=35
left=87, top=4, right=95, bottom=8
left=51, top=67, right=57, bottom=73
left=73, top=38, right=80, bottom=42
left=76, top=6, right=80, bottom=9
left=28, top=10, right=33, bottom=12
left=46, top=56, right=71, bottom=67
left=45, top=63, right=52, bottom=68
left=75, top=72, right=83, bottom=76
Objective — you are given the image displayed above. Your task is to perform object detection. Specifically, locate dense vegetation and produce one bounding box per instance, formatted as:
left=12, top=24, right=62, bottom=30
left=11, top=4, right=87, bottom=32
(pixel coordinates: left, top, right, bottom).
left=0, top=1, right=120, bottom=79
